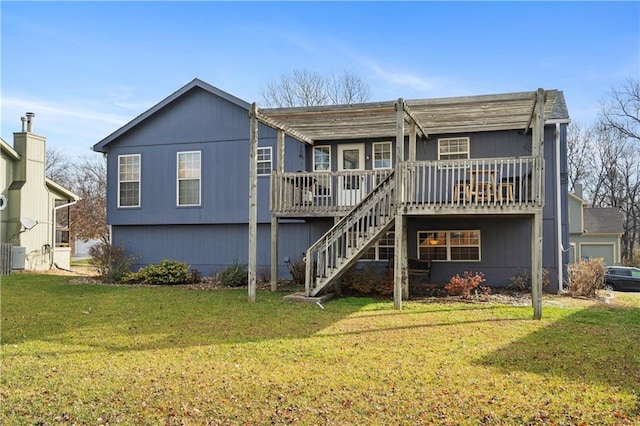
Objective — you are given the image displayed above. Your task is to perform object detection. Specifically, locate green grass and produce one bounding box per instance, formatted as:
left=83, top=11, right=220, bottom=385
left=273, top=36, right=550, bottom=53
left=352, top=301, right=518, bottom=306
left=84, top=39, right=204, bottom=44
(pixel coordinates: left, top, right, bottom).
left=2, top=274, right=639, bottom=425
left=70, top=258, right=93, bottom=266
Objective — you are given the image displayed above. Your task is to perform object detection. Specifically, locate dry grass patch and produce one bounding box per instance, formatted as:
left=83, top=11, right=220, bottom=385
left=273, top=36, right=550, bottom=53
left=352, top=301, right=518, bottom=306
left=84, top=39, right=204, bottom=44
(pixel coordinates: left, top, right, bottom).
left=1, top=274, right=639, bottom=425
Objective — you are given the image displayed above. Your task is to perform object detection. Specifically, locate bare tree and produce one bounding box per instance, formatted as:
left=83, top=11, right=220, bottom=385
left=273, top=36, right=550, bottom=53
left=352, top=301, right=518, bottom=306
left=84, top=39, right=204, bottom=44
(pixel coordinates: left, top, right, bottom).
left=326, top=71, right=372, bottom=105
left=260, top=69, right=371, bottom=107
left=593, top=78, right=640, bottom=264
left=45, top=146, right=74, bottom=188
left=70, top=155, right=108, bottom=243
left=599, top=78, right=640, bottom=142
left=566, top=120, right=596, bottom=193
left=567, top=79, right=640, bottom=264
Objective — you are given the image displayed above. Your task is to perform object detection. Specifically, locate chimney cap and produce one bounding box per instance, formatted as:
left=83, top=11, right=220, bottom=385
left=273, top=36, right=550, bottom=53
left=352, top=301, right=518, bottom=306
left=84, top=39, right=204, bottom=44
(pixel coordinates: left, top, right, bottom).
left=25, top=112, right=35, bottom=118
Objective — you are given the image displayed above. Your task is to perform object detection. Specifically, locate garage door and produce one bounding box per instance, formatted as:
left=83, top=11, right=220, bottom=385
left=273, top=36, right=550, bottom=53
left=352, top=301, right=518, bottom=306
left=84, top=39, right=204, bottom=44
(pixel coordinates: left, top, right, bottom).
left=581, top=244, right=614, bottom=266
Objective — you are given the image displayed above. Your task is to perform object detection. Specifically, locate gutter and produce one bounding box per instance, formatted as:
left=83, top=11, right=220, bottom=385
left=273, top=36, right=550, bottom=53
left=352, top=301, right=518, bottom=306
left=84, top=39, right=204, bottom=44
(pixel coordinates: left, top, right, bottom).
left=556, top=123, right=563, bottom=292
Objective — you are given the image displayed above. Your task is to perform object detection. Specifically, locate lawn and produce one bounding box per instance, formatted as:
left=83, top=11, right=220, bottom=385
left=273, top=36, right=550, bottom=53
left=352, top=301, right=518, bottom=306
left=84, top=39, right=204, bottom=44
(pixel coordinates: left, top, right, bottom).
left=1, top=274, right=639, bottom=425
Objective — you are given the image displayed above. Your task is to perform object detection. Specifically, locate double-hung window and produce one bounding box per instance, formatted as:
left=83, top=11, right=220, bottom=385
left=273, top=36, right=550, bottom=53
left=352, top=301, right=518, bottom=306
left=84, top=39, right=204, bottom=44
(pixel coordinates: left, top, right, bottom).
left=177, top=151, right=201, bottom=206
left=417, top=230, right=480, bottom=261
left=118, top=154, right=140, bottom=208
left=313, top=146, right=331, bottom=200
left=438, top=138, right=470, bottom=160
left=257, top=147, right=272, bottom=176
left=314, top=146, right=331, bottom=171
left=372, top=142, right=392, bottom=169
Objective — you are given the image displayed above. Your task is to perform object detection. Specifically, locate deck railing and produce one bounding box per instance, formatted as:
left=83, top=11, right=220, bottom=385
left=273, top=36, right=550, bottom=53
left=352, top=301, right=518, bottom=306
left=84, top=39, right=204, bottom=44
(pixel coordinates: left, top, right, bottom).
left=305, top=172, right=396, bottom=296
left=271, top=169, right=392, bottom=215
left=271, top=156, right=542, bottom=215
left=399, top=156, right=542, bottom=208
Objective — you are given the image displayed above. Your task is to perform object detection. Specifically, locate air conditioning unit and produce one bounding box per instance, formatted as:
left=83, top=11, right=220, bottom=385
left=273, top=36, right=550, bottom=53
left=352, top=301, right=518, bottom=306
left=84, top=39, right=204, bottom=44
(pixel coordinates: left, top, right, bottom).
left=12, top=246, right=26, bottom=270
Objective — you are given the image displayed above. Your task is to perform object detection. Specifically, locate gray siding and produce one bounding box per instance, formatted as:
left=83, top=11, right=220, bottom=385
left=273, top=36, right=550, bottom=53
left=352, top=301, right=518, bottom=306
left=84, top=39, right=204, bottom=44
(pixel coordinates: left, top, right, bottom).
left=407, top=216, right=551, bottom=288
left=113, top=219, right=332, bottom=278
left=105, top=87, right=306, bottom=226
left=415, top=130, right=535, bottom=161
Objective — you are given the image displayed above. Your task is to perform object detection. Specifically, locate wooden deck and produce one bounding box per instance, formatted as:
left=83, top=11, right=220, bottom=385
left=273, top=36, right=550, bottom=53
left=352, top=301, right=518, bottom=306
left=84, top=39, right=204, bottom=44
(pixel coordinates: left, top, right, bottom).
left=271, top=156, right=543, bottom=217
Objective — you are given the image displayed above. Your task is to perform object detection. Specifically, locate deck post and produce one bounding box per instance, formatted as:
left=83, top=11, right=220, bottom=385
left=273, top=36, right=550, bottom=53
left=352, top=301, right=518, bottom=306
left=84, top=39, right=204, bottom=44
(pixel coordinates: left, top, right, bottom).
left=401, top=216, right=409, bottom=300
left=532, top=212, right=543, bottom=319
left=270, top=130, right=285, bottom=291
left=530, top=88, right=545, bottom=320
left=409, top=121, right=416, bottom=161
left=394, top=99, right=406, bottom=310
left=270, top=216, right=278, bottom=291
left=248, top=103, right=258, bottom=302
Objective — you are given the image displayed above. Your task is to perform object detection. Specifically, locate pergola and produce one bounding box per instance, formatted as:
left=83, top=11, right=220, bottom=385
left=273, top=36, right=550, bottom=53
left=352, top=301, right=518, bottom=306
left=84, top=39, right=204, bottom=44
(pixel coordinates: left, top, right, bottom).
left=253, top=89, right=561, bottom=142
left=248, top=88, right=555, bottom=318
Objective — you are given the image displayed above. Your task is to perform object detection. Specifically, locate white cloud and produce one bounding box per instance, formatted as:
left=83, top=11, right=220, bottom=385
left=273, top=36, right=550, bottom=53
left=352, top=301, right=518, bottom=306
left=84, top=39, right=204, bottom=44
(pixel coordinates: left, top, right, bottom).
left=358, top=58, right=463, bottom=100
left=3, top=96, right=128, bottom=128
left=1, top=95, right=133, bottom=157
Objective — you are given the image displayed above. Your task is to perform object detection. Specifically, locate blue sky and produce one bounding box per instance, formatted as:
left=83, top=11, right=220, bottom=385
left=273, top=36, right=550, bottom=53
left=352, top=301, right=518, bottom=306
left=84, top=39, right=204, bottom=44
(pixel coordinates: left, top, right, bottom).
left=1, top=1, right=638, bottom=157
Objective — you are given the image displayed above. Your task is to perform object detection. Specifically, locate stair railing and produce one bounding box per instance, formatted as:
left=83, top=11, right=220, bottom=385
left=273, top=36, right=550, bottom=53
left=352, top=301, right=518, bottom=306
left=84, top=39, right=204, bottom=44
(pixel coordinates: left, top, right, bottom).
left=305, top=171, right=396, bottom=296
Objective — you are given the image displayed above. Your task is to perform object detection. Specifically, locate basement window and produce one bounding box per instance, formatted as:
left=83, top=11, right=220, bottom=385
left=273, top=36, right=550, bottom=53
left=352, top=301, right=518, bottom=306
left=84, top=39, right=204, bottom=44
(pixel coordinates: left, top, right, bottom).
left=418, top=230, right=480, bottom=261
left=361, top=231, right=395, bottom=261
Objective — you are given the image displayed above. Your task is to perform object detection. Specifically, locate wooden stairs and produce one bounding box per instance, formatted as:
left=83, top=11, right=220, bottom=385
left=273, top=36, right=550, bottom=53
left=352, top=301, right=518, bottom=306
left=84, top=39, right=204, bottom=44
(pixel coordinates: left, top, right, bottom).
left=304, top=172, right=396, bottom=297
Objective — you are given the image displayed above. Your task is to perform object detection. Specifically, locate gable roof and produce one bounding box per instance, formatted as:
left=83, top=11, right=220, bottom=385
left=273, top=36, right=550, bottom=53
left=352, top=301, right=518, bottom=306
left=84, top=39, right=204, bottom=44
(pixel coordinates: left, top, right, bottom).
left=583, top=208, right=624, bottom=235
left=568, top=192, right=585, bottom=204
left=46, top=178, right=80, bottom=201
left=0, top=137, right=21, bottom=161
left=93, top=78, right=251, bottom=152
left=258, top=89, right=569, bottom=142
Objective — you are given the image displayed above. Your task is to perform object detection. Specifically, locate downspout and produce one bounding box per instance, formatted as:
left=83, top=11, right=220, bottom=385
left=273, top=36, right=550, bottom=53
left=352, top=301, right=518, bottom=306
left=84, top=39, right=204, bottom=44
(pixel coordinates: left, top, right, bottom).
left=51, top=199, right=78, bottom=269
left=555, top=123, right=563, bottom=293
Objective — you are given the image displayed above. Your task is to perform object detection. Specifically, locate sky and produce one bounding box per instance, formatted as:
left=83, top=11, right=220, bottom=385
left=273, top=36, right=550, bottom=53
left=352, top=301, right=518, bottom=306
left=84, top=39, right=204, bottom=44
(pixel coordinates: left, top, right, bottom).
left=1, top=1, right=638, bottom=158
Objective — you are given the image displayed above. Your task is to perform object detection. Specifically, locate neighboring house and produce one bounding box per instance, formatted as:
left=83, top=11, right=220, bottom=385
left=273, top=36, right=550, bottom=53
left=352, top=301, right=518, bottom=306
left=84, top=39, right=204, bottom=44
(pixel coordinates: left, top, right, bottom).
left=568, top=185, right=623, bottom=265
left=94, top=78, right=570, bottom=312
left=1, top=114, right=80, bottom=271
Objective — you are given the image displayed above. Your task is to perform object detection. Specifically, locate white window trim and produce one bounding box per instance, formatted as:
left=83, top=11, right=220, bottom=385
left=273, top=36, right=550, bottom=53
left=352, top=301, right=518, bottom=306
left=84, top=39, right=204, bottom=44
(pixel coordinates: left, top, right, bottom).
left=313, top=145, right=332, bottom=199
left=417, top=229, right=481, bottom=262
left=177, top=151, right=201, bottom=207
left=313, top=145, right=331, bottom=172
left=257, top=146, right=272, bottom=176
left=438, top=137, right=470, bottom=160
left=361, top=230, right=395, bottom=261
left=117, top=154, right=141, bottom=208
left=372, top=141, right=393, bottom=170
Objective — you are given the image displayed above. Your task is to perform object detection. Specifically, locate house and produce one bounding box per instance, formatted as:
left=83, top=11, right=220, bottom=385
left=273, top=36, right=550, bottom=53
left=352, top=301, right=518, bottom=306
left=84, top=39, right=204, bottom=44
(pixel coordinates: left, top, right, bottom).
left=93, top=79, right=316, bottom=279
left=94, top=79, right=570, bottom=317
left=1, top=113, right=80, bottom=271
left=568, top=184, right=623, bottom=265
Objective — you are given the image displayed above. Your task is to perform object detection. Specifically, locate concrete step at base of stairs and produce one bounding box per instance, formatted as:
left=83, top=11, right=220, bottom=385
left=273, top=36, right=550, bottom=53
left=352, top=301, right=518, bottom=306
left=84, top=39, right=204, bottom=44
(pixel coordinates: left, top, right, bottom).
left=283, top=292, right=335, bottom=304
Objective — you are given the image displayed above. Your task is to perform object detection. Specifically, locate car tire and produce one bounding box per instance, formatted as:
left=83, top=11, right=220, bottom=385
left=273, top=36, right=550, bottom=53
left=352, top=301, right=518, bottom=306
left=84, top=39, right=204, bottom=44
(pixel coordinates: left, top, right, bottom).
left=603, top=283, right=616, bottom=291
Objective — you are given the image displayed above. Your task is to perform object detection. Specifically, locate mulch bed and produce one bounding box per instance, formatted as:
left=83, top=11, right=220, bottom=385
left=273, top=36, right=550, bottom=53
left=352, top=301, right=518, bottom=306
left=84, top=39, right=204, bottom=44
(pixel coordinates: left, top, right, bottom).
left=64, top=272, right=614, bottom=307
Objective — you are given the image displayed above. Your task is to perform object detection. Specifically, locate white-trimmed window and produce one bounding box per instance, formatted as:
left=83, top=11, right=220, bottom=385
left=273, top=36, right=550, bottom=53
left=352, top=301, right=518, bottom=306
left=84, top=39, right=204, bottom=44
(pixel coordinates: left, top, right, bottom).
left=313, top=146, right=331, bottom=200
left=362, top=231, right=395, bottom=260
left=177, top=151, right=201, bottom=206
left=438, top=138, right=470, bottom=160
left=417, top=230, right=480, bottom=261
left=373, top=142, right=392, bottom=169
left=257, top=147, right=272, bottom=176
left=313, top=146, right=331, bottom=171
left=118, top=154, right=140, bottom=208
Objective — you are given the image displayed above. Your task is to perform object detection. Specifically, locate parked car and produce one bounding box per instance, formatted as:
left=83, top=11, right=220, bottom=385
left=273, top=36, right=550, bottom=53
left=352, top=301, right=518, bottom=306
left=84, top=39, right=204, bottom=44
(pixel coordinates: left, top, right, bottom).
left=603, top=266, right=640, bottom=292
